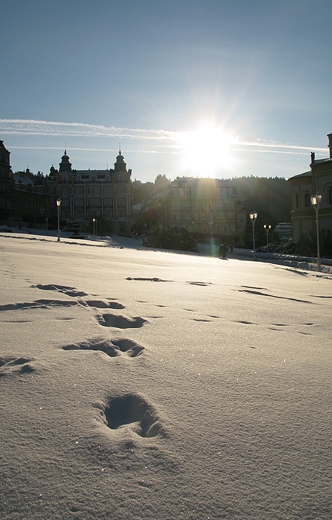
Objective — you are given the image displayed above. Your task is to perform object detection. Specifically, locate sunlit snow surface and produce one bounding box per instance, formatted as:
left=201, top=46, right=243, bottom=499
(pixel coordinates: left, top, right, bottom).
left=1, top=233, right=331, bottom=519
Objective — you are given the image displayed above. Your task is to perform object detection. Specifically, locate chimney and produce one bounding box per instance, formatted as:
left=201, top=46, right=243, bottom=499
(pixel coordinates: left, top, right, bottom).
left=328, top=133, right=332, bottom=159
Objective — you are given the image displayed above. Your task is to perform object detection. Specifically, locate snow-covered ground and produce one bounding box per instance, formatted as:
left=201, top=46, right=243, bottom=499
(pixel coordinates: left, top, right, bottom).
left=3, top=226, right=332, bottom=274
left=1, top=232, right=331, bottom=519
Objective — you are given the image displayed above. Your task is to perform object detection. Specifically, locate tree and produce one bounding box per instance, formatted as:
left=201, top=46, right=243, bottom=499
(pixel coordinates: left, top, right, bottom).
left=154, top=174, right=170, bottom=191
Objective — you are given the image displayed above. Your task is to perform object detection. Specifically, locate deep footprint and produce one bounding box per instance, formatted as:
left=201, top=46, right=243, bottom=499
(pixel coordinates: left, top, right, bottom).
left=0, top=356, right=35, bottom=376
left=126, top=277, right=172, bottom=283
left=112, top=338, right=145, bottom=357
left=187, top=281, right=211, bottom=286
left=63, top=338, right=144, bottom=358
left=97, top=313, right=147, bottom=329
left=33, top=284, right=88, bottom=297
left=103, top=394, right=163, bottom=438
left=85, top=300, right=124, bottom=309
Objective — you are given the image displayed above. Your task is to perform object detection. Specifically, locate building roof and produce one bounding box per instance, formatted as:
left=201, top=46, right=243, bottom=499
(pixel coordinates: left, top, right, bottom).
left=311, top=157, right=332, bottom=165
left=13, top=172, right=34, bottom=185
left=288, top=170, right=311, bottom=181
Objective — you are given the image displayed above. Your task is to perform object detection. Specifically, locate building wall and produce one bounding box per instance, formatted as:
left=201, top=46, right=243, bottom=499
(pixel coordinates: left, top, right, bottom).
left=289, top=134, right=332, bottom=242
left=289, top=172, right=313, bottom=241
left=139, top=177, right=246, bottom=245
left=47, top=151, right=133, bottom=236
left=0, top=141, right=14, bottom=220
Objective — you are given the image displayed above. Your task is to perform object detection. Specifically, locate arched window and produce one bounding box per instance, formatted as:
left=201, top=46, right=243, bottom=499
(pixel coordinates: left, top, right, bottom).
left=304, top=191, right=311, bottom=208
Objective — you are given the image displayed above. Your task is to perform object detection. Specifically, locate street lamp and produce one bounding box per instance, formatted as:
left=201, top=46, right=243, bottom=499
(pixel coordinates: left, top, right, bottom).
left=92, top=218, right=96, bottom=237
left=249, top=211, right=258, bottom=260
left=56, top=199, right=61, bottom=242
left=311, top=192, right=322, bottom=272
left=264, top=224, right=272, bottom=246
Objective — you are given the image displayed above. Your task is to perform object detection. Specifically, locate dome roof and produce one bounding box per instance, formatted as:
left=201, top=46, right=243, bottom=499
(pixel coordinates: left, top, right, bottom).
left=114, top=149, right=127, bottom=172
left=59, top=149, right=72, bottom=173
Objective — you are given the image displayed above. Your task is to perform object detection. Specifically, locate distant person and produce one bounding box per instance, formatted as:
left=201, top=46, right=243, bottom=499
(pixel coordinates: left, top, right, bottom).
left=219, top=243, right=227, bottom=259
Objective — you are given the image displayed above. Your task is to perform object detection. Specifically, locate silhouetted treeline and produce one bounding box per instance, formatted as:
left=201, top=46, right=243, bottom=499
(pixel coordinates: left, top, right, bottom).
left=133, top=174, right=171, bottom=205
left=226, top=176, right=291, bottom=226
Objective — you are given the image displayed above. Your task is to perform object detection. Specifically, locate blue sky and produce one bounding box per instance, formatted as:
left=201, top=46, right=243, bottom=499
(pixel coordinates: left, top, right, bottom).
left=1, top=0, right=331, bottom=182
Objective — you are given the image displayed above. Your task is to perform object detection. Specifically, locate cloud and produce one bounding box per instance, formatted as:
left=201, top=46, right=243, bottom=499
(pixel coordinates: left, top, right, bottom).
left=235, top=140, right=326, bottom=153
left=0, top=119, right=327, bottom=155
left=0, top=119, right=177, bottom=141
left=9, top=146, right=177, bottom=155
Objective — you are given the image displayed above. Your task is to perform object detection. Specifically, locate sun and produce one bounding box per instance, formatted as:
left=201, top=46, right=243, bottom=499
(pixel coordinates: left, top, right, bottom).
left=178, top=123, right=235, bottom=176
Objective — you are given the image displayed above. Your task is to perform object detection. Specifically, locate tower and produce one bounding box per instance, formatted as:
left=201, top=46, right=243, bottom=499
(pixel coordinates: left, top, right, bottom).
left=59, top=150, right=72, bottom=173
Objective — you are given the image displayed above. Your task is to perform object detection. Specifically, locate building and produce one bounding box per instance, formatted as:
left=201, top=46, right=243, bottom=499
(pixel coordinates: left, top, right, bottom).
left=0, top=140, right=14, bottom=222
left=47, top=149, right=133, bottom=236
left=289, top=133, right=332, bottom=241
left=0, top=142, right=50, bottom=226
left=135, top=177, right=246, bottom=245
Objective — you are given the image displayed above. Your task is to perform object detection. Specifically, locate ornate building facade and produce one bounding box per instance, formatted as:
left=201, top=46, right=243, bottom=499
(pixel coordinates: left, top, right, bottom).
left=0, top=140, right=14, bottom=221
left=47, top=149, right=133, bottom=236
left=136, top=176, right=246, bottom=245
left=0, top=141, right=49, bottom=226
left=289, top=133, right=332, bottom=241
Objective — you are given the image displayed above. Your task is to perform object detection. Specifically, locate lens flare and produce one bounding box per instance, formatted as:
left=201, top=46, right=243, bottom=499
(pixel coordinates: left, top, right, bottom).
left=178, top=123, right=235, bottom=176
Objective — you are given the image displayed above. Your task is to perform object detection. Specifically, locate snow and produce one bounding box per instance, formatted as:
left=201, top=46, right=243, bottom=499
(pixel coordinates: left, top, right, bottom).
left=1, top=232, right=331, bottom=519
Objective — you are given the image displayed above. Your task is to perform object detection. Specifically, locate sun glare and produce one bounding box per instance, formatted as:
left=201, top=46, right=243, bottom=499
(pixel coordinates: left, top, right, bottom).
left=178, top=123, right=235, bottom=177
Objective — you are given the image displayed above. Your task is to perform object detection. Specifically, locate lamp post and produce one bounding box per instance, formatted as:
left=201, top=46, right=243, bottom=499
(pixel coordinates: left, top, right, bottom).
left=92, top=218, right=96, bottom=237
left=249, top=211, right=258, bottom=260
left=56, top=199, right=61, bottom=242
left=264, top=224, right=272, bottom=246
left=311, top=192, right=322, bottom=272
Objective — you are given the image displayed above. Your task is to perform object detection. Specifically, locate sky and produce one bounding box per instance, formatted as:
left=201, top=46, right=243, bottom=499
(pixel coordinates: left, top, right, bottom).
left=1, top=0, right=332, bottom=182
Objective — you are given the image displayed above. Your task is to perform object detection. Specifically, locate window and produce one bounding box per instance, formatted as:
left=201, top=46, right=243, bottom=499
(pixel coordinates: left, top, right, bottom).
left=329, top=188, right=332, bottom=206
left=295, top=193, right=299, bottom=209
left=304, top=192, right=310, bottom=208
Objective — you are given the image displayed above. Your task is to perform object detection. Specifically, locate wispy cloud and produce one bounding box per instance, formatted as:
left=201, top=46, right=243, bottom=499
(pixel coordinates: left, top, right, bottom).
left=234, top=140, right=326, bottom=153
left=0, top=119, right=327, bottom=155
left=0, top=119, right=177, bottom=141
left=9, top=145, right=178, bottom=155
